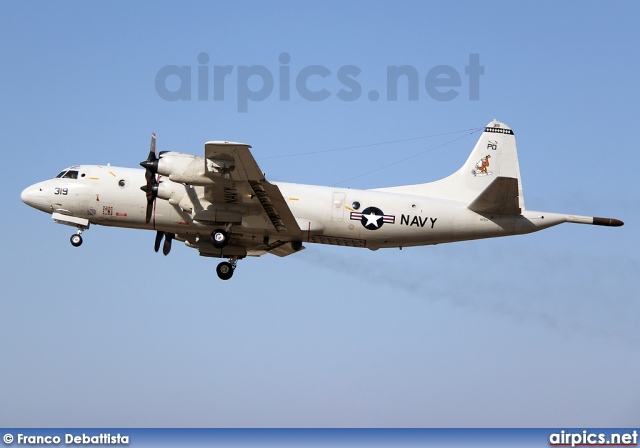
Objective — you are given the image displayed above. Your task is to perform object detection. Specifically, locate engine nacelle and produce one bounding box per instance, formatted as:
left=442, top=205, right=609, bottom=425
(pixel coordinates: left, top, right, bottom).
left=157, top=152, right=214, bottom=185
left=156, top=179, right=187, bottom=205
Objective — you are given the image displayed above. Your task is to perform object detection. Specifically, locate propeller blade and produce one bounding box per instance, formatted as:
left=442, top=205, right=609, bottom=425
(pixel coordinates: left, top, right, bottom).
left=145, top=203, right=153, bottom=224
left=142, top=180, right=158, bottom=223
left=162, top=233, right=174, bottom=256
left=140, top=133, right=159, bottom=173
left=149, top=132, right=156, bottom=159
left=144, top=167, right=154, bottom=182
left=154, top=231, right=164, bottom=253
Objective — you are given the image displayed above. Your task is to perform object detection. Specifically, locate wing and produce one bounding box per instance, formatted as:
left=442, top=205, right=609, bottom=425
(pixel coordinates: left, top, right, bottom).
left=190, top=142, right=303, bottom=259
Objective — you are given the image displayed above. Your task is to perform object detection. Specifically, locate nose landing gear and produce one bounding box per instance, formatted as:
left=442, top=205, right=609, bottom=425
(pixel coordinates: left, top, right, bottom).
left=70, top=232, right=83, bottom=247
left=51, top=212, right=90, bottom=248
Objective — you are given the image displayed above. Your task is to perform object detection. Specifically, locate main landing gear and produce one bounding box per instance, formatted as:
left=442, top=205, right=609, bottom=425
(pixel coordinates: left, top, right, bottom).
left=216, top=257, right=237, bottom=280
left=211, top=228, right=229, bottom=248
left=211, top=226, right=236, bottom=280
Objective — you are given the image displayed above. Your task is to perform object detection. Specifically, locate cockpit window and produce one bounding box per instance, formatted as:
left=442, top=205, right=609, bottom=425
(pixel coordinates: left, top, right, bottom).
left=55, top=169, right=79, bottom=179
left=55, top=166, right=80, bottom=179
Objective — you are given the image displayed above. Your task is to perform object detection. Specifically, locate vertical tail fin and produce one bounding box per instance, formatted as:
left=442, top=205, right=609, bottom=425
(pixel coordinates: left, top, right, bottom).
left=378, top=120, right=525, bottom=213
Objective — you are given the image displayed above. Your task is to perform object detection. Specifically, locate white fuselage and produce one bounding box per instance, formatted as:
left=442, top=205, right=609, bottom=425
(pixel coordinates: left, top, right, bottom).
left=21, top=164, right=563, bottom=251
left=20, top=121, right=623, bottom=280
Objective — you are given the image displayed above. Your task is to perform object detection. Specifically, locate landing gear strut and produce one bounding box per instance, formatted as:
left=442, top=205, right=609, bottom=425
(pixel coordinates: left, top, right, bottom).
left=216, top=257, right=238, bottom=280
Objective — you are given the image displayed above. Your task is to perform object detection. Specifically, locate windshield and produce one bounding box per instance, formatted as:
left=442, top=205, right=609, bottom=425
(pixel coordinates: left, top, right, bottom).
left=55, top=166, right=80, bottom=179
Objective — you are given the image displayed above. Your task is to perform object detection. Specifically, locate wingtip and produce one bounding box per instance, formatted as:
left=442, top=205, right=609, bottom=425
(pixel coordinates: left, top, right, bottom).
left=592, top=217, right=624, bottom=227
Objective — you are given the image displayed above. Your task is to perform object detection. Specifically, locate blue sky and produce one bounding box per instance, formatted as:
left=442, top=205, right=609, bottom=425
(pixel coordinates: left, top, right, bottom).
left=1, top=1, right=638, bottom=427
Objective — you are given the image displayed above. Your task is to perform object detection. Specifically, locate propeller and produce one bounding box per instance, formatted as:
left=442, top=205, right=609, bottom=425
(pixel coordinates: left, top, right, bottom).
left=153, top=231, right=174, bottom=256
left=154, top=230, right=163, bottom=252
left=141, top=134, right=174, bottom=256
left=163, top=233, right=174, bottom=256
left=140, top=133, right=159, bottom=223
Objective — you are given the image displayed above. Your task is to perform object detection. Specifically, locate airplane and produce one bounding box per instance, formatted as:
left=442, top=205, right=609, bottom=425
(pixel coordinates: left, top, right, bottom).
left=21, top=120, right=623, bottom=280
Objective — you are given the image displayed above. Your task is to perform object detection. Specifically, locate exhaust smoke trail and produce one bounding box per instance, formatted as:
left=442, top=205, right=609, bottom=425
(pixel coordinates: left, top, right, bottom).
left=298, top=247, right=639, bottom=346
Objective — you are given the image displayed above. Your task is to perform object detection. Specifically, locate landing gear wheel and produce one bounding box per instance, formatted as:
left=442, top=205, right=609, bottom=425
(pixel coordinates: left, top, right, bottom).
left=70, top=234, right=83, bottom=247
left=216, top=261, right=234, bottom=280
left=211, top=229, right=229, bottom=248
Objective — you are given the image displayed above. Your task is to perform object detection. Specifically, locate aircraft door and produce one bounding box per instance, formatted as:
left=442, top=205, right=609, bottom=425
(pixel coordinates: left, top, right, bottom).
left=331, top=192, right=345, bottom=221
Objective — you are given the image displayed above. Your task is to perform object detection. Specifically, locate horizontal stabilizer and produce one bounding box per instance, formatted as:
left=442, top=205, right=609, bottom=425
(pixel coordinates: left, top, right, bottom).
left=468, top=176, right=521, bottom=215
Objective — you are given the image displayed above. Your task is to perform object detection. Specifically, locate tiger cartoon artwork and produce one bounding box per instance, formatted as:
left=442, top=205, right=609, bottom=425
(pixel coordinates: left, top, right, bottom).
left=472, top=154, right=492, bottom=177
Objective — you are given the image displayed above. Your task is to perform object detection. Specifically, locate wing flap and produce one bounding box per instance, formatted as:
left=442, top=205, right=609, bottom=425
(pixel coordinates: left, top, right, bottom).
left=249, top=180, right=300, bottom=234
left=202, top=141, right=302, bottom=236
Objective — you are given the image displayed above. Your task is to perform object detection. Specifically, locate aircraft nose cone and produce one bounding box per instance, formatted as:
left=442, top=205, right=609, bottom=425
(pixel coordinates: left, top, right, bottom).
left=20, top=186, right=33, bottom=205
left=21, top=184, right=46, bottom=210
